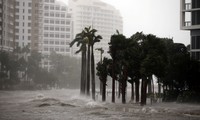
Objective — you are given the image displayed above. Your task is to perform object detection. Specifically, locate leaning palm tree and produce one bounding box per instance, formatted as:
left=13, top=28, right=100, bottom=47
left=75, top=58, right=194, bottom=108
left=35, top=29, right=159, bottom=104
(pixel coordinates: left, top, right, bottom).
left=70, top=31, right=87, bottom=95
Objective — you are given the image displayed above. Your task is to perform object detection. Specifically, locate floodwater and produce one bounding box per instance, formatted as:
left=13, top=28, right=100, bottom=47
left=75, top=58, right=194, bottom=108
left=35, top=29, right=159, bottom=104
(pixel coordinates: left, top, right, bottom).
left=0, top=89, right=200, bottom=120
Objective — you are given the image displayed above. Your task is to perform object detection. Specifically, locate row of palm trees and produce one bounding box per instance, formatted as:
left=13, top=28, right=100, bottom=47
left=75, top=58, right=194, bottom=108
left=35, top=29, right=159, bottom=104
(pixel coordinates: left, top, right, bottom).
left=70, top=27, right=199, bottom=105
left=70, top=27, right=102, bottom=100
left=96, top=31, right=190, bottom=105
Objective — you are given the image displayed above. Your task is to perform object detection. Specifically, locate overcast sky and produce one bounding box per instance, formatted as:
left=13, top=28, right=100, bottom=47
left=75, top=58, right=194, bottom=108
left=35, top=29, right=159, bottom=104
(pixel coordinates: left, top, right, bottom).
left=59, top=0, right=190, bottom=45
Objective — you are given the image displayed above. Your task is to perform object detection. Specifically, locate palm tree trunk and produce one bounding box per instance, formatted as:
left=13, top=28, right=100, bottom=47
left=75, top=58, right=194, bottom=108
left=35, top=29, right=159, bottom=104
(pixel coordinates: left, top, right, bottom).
left=86, top=44, right=91, bottom=96
left=141, top=77, right=148, bottom=106
left=80, top=51, right=84, bottom=94
left=102, top=81, right=106, bottom=102
left=131, top=80, right=134, bottom=101
left=122, top=66, right=127, bottom=104
left=135, top=79, right=140, bottom=103
left=91, top=46, right=95, bottom=100
left=83, top=50, right=86, bottom=94
left=112, top=60, right=115, bottom=103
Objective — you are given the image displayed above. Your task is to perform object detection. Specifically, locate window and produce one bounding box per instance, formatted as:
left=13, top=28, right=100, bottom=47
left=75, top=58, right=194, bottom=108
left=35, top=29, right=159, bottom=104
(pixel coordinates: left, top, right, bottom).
left=44, top=13, right=49, bottom=16
left=60, top=48, right=64, bottom=52
left=44, top=47, right=48, bottom=51
left=15, top=29, right=19, bottom=33
left=55, top=20, right=60, bottom=24
left=66, top=21, right=70, bottom=25
left=55, top=34, right=59, bottom=38
left=61, top=20, right=65, bottom=24
left=44, top=26, right=49, bottom=30
left=55, top=41, right=59, bottom=44
left=16, top=2, right=19, bottom=6
left=44, top=41, right=48, bottom=44
left=44, top=5, right=49, bottom=10
left=50, top=0, right=55, bottom=3
left=60, top=34, right=65, bottom=38
left=28, top=23, right=31, bottom=27
left=44, top=19, right=49, bottom=23
left=50, top=34, right=54, bottom=38
left=15, top=15, right=19, bottom=19
left=61, top=7, right=66, bottom=11
left=28, top=36, right=31, bottom=40
left=66, top=34, right=70, bottom=38
left=28, top=9, right=31, bottom=13
left=61, top=27, right=65, bottom=31
left=55, top=48, right=59, bottom=51
left=50, top=5, right=54, bottom=10
left=15, top=9, right=19, bottom=13
left=15, top=35, right=19, bottom=39
left=45, top=0, right=49, bottom=3
left=50, top=26, right=54, bottom=31
left=61, top=14, right=65, bottom=18
left=55, top=6, right=60, bottom=10
left=23, top=2, right=25, bottom=6
left=55, top=27, right=59, bottom=31
left=23, top=9, right=25, bottom=13
left=28, top=3, right=32, bottom=7
left=28, top=16, right=31, bottom=20
left=44, top=33, right=49, bottom=37
left=50, top=41, right=54, bottom=44
left=191, top=36, right=200, bottom=49
left=66, top=28, right=70, bottom=31
left=61, top=41, right=65, bottom=45
left=55, top=13, right=60, bottom=17
left=50, top=19, right=54, bottom=24
left=28, top=29, right=31, bottom=33
left=50, top=12, right=54, bottom=17
left=50, top=48, right=54, bottom=51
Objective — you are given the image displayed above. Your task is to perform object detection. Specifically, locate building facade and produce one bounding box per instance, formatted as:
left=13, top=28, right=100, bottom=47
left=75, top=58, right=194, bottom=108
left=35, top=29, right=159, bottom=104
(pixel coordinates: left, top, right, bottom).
left=180, top=0, right=200, bottom=60
left=0, top=0, right=16, bottom=51
left=29, top=0, right=73, bottom=70
left=15, top=0, right=32, bottom=48
left=68, top=0, right=123, bottom=62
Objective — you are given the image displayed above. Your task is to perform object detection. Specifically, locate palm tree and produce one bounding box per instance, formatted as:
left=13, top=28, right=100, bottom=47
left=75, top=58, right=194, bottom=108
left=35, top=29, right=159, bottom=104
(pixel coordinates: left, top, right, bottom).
left=70, top=31, right=87, bottom=94
left=91, top=35, right=102, bottom=100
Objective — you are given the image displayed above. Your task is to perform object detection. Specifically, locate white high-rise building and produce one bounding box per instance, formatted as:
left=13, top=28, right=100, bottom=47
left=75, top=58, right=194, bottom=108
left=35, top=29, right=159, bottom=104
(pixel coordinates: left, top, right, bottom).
left=15, top=0, right=32, bottom=48
left=41, top=0, right=72, bottom=56
left=68, top=0, right=123, bottom=62
left=31, top=0, right=72, bottom=70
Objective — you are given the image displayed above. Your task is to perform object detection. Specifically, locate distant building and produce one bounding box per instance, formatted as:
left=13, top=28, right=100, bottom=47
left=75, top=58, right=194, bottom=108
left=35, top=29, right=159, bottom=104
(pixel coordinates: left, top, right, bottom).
left=0, top=0, right=16, bottom=51
left=180, top=0, right=200, bottom=60
left=15, top=0, right=32, bottom=48
left=31, top=0, right=72, bottom=70
left=68, top=0, right=123, bottom=62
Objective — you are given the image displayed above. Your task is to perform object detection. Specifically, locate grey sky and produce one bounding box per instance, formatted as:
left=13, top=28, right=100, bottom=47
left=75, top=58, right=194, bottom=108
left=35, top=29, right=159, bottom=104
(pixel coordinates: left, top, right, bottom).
left=60, top=0, right=190, bottom=45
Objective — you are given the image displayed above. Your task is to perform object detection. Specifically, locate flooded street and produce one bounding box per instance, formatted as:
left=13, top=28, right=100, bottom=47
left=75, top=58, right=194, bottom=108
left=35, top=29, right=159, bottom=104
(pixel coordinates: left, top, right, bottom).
left=0, top=89, right=200, bottom=120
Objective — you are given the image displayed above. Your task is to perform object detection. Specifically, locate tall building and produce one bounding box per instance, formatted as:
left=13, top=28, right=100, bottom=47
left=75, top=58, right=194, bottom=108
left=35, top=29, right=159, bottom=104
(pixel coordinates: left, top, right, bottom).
left=0, top=0, right=16, bottom=51
left=180, top=0, right=200, bottom=60
left=69, top=0, right=123, bottom=62
left=32, top=0, right=72, bottom=70
left=15, top=0, right=32, bottom=48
